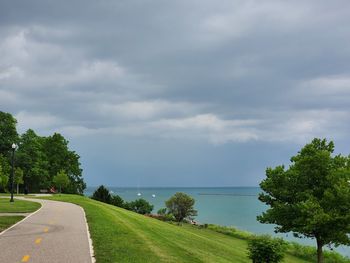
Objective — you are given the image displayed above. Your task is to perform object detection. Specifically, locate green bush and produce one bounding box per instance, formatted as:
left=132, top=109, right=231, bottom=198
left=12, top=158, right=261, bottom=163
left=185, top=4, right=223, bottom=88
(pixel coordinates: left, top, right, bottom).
left=126, top=198, right=154, bottom=215
left=247, top=235, right=286, bottom=263
left=110, top=194, right=124, bottom=207
left=92, top=185, right=111, bottom=204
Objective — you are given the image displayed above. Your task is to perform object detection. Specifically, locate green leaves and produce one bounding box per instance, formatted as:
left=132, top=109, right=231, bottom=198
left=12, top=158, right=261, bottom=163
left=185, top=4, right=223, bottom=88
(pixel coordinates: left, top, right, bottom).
left=247, top=235, right=286, bottom=263
left=165, top=192, right=197, bottom=222
left=258, top=138, right=350, bottom=262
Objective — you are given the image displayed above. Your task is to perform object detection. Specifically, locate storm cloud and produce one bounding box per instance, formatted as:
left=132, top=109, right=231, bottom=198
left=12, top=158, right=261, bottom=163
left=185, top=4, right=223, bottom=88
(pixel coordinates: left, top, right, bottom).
left=1, top=0, right=350, bottom=186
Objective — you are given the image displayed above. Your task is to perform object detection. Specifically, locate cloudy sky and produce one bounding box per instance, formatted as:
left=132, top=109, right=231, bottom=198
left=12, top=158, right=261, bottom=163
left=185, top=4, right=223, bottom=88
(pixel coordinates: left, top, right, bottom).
left=1, top=0, right=350, bottom=187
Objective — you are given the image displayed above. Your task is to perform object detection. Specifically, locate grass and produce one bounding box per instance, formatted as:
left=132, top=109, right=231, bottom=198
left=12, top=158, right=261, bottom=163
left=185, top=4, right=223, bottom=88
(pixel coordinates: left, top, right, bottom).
left=0, top=198, right=41, bottom=213
left=0, top=216, right=24, bottom=232
left=39, top=194, right=311, bottom=263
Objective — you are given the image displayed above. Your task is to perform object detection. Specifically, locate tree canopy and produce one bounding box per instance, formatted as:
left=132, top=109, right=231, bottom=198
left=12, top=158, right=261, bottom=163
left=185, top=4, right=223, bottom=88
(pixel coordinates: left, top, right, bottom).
left=0, top=111, right=18, bottom=155
left=165, top=192, right=197, bottom=222
left=53, top=170, right=70, bottom=193
left=258, top=138, right=350, bottom=263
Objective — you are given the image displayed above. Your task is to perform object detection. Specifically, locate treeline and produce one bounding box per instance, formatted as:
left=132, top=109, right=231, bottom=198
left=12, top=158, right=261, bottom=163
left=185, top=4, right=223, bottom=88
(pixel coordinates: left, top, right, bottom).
left=92, top=185, right=154, bottom=214
left=92, top=185, right=198, bottom=223
left=0, top=111, right=85, bottom=194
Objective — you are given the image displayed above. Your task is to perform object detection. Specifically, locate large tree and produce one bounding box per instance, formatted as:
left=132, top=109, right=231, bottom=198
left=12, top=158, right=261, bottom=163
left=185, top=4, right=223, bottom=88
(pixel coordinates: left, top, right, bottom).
left=258, top=138, right=350, bottom=263
left=44, top=133, right=85, bottom=194
left=16, top=129, right=49, bottom=192
left=0, top=111, right=18, bottom=156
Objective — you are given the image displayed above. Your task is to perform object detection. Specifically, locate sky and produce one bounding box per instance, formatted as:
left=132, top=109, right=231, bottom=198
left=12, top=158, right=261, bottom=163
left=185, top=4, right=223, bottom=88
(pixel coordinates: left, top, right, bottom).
left=0, top=0, right=350, bottom=187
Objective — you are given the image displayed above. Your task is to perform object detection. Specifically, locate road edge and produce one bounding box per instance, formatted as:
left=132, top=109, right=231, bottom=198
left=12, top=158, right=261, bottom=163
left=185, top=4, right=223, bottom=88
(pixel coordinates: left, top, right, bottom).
left=80, top=206, right=96, bottom=263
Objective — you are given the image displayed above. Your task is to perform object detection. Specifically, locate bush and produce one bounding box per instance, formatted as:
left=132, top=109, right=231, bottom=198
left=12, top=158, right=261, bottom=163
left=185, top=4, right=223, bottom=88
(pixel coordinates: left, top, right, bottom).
left=110, top=194, right=124, bottom=207
left=126, top=198, right=154, bottom=215
left=247, top=235, right=286, bottom=263
left=92, top=185, right=111, bottom=204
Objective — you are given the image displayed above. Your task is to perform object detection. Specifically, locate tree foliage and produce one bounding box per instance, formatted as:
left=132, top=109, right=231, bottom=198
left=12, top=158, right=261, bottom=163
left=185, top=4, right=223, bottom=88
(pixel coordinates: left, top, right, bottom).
left=126, top=198, right=153, bottom=215
left=52, top=170, right=70, bottom=193
left=0, top=163, right=9, bottom=192
left=110, top=194, right=124, bottom=207
left=0, top=111, right=86, bottom=194
left=247, top=235, right=286, bottom=263
left=14, top=167, right=24, bottom=194
left=165, top=192, right=197, bottom=222
left=0, top=111, right=18, bottom=155
left=258, top=138, right=350, bottom=263
left=92, top=185, right=112, bottom=204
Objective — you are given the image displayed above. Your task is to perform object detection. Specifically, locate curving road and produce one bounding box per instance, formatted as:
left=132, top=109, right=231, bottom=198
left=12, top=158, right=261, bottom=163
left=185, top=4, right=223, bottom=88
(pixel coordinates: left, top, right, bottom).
left=0, top=198, right=93, bottom=263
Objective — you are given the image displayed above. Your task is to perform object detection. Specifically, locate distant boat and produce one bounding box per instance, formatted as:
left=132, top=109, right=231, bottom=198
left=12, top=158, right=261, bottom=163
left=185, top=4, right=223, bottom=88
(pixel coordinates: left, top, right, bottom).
left=137, top=192, right=142, bottom=196
left=152, top=194, right=156, bottom=198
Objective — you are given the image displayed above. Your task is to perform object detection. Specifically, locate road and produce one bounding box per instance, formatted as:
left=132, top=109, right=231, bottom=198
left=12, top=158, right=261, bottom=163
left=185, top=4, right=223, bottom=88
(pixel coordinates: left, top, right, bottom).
left=0, top=198, right=93, bottom=263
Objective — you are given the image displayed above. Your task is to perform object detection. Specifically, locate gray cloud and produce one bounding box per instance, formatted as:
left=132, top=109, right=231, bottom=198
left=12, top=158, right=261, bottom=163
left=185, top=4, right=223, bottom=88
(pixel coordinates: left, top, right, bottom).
left=1, top=0, right=350, bottom=185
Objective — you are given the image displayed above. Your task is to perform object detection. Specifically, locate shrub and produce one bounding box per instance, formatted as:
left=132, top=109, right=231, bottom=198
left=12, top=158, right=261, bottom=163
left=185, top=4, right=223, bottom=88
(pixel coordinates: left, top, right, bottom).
left=126, top=198, right=154, bottom=215
left=247, top=235, right=286, bottom=263
left=92, top=185, right=111, bottom=204
left=110, top=194, right=124, bottom=207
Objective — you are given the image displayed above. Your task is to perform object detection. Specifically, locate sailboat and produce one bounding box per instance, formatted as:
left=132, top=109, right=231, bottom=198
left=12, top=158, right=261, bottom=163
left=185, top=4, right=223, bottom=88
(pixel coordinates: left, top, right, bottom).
left=137, top=180, right=141, bottom=196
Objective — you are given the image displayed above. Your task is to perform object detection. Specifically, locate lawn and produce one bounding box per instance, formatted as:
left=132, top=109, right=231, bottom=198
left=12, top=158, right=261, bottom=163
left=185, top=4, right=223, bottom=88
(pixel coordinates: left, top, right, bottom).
left=0, top=198, right=41, bottom=213
left=0, top=216, right=24, bottom=232
left=40, top=194, right=310, bottom=263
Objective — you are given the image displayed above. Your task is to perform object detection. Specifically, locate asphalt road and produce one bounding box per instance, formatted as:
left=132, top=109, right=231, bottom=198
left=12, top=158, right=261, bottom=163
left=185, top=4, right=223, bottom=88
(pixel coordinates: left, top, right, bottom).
left=0, top=198, right=93, bottom=263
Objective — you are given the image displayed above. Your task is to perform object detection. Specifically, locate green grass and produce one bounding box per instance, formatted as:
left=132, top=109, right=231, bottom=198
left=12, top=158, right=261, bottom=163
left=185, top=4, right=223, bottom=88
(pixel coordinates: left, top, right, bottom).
left=0, top=216, right=24, bottom=232
left=39, top=194, right=310, bottom=263
left=0, top=198, right=41, bottom=213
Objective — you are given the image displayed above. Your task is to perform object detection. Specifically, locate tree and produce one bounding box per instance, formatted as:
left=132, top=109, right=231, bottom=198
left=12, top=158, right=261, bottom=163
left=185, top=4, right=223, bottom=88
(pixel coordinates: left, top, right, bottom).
left=14, top=167, right=24, bottom=194
left=127, top=199, right=154, bottom=214
left=16, top=129, right=49, bottom=193
left=52, top=170, right=70, bottom=193
left=165, top=192, right=197, bottom=222
left=0, top=171, right=9, bottom=192
left=92, top=185, right=112, bottom=204
left=44, top=133, right=85, bottom=194
left=110, top=195, right=124, bottom=207
left=0, top=111, right=18, bottom=155
left=247, top=235, right=286, bottom=263
left=258, top=138, right=350, bottom=263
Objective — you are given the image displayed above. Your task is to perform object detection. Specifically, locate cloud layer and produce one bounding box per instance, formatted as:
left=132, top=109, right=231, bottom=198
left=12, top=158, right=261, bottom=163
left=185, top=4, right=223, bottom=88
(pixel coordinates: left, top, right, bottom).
left=1, top=0, right=350, bottom=185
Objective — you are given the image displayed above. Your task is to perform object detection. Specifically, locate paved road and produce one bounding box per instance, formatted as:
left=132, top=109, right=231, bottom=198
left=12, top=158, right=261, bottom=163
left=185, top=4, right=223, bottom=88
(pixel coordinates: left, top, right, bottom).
left=0, top=198, right=93, bottom=263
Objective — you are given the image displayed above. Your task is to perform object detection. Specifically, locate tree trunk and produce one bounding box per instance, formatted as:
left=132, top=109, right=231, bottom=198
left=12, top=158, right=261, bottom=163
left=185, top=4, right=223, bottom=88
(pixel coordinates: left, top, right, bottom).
left=316, top=238, right=323, bottom=263
left=17, top=183, right=19, bottom=194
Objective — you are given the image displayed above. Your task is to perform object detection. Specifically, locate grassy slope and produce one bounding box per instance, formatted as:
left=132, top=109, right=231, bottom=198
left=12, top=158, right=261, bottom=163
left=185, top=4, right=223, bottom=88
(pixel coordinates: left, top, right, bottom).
left=0, top=216, right=24, bottom=232
left=41, top=195, right=309, bottom=263
left=0, top=198, right=41, bottom=213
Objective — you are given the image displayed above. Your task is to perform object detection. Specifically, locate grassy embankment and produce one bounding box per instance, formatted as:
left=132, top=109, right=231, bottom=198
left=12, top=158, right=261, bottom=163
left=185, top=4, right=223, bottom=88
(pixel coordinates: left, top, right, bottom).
left=40, top=194, right=310, bottom=263
left=0, top=198, right=41, bottom=232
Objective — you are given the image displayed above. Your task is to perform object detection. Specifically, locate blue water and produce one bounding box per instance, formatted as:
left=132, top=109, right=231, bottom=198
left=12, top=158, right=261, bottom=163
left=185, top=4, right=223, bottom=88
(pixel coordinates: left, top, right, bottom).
left=85, top=186, right=350, bottom=257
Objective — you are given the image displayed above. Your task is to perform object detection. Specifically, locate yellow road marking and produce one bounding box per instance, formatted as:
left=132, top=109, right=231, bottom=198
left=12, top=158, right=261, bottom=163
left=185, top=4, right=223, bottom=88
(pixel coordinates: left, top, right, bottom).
left=44, top=227, right=49, bottom=233
left=21, top=255, right=30, bottom=262
left=35, top=238, right=42, bottom=244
